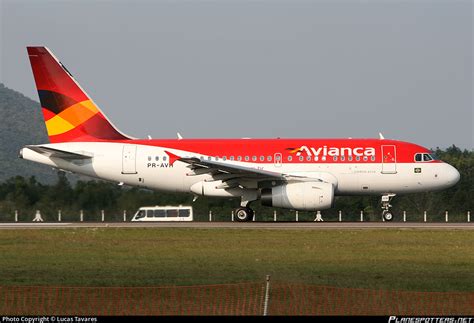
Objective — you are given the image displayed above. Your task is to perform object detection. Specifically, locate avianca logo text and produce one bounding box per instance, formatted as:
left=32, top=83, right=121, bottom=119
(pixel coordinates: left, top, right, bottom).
left=289, top=146, right=376, bottom=157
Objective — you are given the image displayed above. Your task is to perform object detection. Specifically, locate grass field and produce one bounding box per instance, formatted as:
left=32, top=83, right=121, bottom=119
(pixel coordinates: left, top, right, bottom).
left=0, top=228, right=472, bottom=292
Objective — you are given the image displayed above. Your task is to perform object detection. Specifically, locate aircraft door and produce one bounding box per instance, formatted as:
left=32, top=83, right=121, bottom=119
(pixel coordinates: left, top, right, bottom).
left=381, top=145, right=397, bottom=174
left=274, top=153, right=282, bottom=168
left=122, top=145, right=137, bottom=174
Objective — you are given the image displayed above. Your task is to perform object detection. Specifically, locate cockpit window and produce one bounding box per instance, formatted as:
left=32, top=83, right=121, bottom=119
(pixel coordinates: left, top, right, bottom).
left=415, top=153, right=437, bottom=162
left=423, top=154, right=433, bottom=162
left=429, top=153, right=439, bottom=160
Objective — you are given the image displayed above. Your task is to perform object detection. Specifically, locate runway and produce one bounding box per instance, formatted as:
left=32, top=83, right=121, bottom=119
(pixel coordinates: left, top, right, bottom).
left=0, top=222, right=472, bottom=230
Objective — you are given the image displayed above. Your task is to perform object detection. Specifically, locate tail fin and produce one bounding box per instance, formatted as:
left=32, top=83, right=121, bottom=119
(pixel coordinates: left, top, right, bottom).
left=27, top=46, right=132, bottom=143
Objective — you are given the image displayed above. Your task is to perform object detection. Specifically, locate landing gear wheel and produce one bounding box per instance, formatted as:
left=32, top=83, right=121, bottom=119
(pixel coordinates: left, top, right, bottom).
left=382, top=210, right=393, bottom=222
left=381, top=193, right=396, bottom=222
left=235, top=207, right=254, bottom=222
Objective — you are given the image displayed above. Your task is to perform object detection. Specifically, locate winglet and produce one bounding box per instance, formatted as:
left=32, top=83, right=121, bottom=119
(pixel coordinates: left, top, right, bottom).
left=379, top=132, right=385, bottom=140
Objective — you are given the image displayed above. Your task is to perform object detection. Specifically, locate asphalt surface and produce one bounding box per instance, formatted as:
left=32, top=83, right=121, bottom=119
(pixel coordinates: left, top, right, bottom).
left=0, top=222, right=472, bottom=229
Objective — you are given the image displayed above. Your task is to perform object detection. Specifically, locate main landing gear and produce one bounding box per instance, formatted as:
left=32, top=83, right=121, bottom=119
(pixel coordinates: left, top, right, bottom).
left=234, top=190, right=258, bottom=222
left=235, top=207, right=254, bottom=222
left=381, top=193, right=396, bottom=221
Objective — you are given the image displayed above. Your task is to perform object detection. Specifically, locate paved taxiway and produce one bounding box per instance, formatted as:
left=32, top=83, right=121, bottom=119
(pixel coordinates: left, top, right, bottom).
left=0, top=222, right=472, bottom=230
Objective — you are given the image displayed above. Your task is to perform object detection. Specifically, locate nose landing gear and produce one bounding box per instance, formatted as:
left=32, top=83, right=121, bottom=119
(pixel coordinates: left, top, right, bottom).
left=381, top=194, right=396, bottom=221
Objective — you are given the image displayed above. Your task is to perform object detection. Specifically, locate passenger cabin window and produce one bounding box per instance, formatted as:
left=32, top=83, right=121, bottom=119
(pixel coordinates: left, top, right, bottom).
left=179, top=209, right=190, bottom=217
left=167, top=209, right=178, bottom=217
left=154, top=210, right=166, bottom=217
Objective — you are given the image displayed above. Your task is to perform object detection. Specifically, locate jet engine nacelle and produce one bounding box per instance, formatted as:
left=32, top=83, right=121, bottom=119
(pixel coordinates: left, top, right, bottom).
left=261, top=181, right=334, bottom=211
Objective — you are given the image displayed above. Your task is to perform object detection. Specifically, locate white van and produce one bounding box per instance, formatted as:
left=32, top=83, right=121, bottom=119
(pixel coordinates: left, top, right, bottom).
left=131, top=205, right=193, bottom=222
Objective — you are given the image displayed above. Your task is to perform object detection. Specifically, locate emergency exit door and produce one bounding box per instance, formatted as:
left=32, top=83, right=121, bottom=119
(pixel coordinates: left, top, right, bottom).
left=122, top=145, right=137, bottom=174
left=274, top=153, right=282, bottom=167
left=381, top=145, right=397, bottom=174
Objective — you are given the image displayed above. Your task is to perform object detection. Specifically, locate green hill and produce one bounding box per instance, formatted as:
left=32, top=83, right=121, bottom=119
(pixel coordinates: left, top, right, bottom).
left=0, top=83, right=57, bottom=182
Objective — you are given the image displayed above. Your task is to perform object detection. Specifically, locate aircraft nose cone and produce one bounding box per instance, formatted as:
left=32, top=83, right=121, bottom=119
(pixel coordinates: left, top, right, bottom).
left=445, top=164, right=460, bottom=187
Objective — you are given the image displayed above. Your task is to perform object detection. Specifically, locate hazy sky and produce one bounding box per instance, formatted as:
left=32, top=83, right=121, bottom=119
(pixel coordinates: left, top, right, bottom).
left=1, top=0, right=472, bottom=149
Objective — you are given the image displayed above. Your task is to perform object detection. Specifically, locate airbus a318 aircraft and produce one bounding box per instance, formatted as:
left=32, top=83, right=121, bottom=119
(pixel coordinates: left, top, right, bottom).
left=20, top=47, right=460, bottom=221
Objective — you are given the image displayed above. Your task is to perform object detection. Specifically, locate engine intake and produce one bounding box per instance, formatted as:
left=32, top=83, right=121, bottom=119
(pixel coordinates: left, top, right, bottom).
left=261, top=181, right=334, bottom=211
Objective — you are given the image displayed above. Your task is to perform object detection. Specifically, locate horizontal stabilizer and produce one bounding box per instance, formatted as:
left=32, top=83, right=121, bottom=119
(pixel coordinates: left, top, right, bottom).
left=25, top=145, right=93, bottom=159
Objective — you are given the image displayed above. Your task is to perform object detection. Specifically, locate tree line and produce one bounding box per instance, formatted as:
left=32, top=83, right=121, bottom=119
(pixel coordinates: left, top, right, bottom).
left=0, top=145, right=471, bottom=222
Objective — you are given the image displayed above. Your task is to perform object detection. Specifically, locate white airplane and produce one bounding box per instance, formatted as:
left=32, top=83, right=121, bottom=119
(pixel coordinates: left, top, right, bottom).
left=20, top=46, right=460, bottom=221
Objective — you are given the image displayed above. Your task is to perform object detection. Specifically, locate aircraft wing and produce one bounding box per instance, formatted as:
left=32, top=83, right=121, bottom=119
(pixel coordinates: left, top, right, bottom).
left=178, top=156, right=286, bottom=179
left=25, top=145, right=93, bottom=160
left=175, top=153, right=324, bottom=189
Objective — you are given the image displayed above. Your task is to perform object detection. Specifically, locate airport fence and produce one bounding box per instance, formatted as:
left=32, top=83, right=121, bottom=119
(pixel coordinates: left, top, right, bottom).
left=1, top=281, right=472, bottom=316
left=3, top=209, right=472, bottom=223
